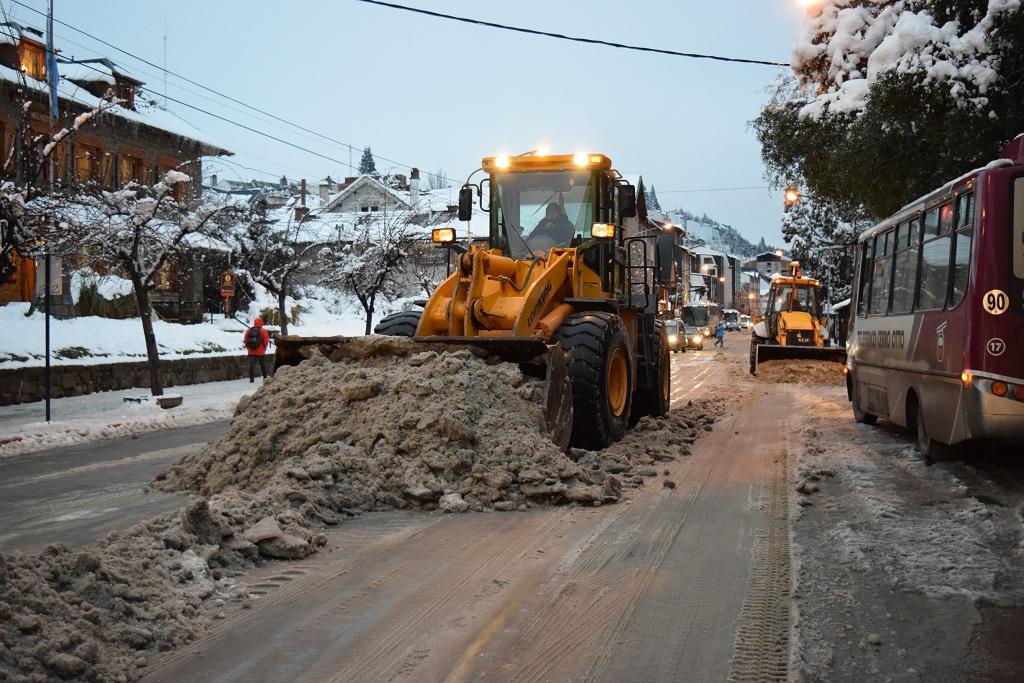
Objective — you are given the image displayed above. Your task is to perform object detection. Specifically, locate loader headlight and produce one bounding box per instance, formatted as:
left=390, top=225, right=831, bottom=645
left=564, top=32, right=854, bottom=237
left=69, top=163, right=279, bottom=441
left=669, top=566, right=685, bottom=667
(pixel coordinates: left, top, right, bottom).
left=591, top=223, right=615, bottom=239
left=432, top=227, right=455, bottom=244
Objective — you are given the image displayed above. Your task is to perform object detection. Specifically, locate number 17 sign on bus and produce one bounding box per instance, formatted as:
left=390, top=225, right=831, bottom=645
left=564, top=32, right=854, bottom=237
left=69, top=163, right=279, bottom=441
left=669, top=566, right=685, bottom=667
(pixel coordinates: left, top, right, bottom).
left=846, top=135, right=1024, bottom=460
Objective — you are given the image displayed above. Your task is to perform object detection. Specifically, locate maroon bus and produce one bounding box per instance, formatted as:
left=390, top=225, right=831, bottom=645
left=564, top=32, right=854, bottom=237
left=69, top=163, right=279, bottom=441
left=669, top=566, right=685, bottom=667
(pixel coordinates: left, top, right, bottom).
left=847, top=136, right=1024, bottom=459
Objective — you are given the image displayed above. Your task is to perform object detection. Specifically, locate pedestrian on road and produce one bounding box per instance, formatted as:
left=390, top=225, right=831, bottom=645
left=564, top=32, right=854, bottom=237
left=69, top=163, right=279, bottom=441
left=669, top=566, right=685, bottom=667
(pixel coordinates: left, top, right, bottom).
left=714, top=320, right=725, bottom=348
left=244, top=317, right=272, bottom=382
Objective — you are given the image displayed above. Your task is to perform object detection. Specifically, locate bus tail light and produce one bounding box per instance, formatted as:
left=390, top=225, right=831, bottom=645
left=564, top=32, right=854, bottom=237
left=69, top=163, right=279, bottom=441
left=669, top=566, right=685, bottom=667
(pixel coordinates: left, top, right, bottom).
left=1014, top=385, right=1024, bottom=402
left=961, top=371, right=972, bottom=386
left=991, top=381, right=1008, bottom=397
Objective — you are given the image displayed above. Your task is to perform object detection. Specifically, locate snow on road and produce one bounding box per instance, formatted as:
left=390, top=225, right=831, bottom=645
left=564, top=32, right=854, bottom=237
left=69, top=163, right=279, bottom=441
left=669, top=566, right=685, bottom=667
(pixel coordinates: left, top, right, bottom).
left=789, top=386, right=1024, bottom=680
left=0, top=379, right=256, bottom=457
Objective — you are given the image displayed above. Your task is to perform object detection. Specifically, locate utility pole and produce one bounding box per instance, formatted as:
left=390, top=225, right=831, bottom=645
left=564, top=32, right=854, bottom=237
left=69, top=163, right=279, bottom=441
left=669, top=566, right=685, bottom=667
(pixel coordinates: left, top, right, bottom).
left=44, top=0, right=57, bottom=422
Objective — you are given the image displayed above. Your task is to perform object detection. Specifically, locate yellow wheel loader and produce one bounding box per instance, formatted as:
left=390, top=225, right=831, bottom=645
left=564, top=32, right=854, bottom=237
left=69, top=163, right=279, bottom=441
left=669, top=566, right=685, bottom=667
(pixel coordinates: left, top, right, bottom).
left=276, top=151, right=673, bottom=450
left=749, top=261, right=847, bottom=374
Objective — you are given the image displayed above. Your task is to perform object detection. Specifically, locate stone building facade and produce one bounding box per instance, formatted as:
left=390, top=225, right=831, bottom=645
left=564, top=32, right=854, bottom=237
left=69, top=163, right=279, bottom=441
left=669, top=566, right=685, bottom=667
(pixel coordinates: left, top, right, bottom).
left=0, top=21, right=231, bottom=313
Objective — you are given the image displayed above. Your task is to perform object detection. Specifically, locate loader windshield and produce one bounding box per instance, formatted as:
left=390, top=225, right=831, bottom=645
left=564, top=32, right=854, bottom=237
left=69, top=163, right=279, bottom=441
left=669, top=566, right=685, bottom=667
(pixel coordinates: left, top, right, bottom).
left=770, top=284, right=821, bottom=317
left=491, top=170, right=596, bottom=258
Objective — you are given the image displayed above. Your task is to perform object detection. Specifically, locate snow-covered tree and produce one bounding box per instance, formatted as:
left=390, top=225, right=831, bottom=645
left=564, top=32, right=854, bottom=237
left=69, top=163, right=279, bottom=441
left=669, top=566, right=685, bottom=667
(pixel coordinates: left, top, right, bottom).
left=781, top=191, right=860, bottom=303
left=36, top=174, right=244, bottom=396
left=321, top=212, right=418, bottom=334
left=358, top=146, right=377, bottom=175
left=755, top=0, right=1024, bottom=219
left=427, top=168, right=449, bottom=190
left=228, top=207, right=326, bottom=336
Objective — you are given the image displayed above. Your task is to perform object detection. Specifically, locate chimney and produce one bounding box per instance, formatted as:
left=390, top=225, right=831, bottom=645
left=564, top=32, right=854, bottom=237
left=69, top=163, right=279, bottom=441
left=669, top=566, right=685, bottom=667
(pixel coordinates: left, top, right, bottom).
left=280, top=175, right=288, bottom=189
left=210, top=174, right=217, bottom=188
left=319, top=181, right=329, bottom=206
left=300, top=178, right=307, bottom=206
left=410, top=167, right=420, bottom=208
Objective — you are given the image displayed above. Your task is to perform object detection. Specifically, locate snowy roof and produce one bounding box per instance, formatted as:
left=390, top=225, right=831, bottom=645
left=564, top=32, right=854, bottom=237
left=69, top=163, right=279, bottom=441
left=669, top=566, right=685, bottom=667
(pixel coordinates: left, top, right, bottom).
left=693, top=246, right=727, bottom=258
left=58, top=58, right=143, bottom=86
left=0, top=21, right=43, bottom=46
left=0, top=63, right=230, bottom=155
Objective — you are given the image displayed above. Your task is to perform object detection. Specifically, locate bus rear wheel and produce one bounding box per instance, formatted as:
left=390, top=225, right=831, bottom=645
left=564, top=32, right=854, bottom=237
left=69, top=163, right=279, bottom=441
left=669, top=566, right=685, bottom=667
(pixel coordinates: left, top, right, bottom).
left=909, top=397, right=956, bottom=463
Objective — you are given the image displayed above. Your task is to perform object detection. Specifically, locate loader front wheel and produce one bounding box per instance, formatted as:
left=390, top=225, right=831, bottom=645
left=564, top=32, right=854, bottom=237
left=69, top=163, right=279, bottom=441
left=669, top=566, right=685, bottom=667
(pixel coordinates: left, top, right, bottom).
left=632, top=320, right=671, bottom=422
left=373, top=310, right=421, bottom=337
left=556, top=312, right=632, bottom=449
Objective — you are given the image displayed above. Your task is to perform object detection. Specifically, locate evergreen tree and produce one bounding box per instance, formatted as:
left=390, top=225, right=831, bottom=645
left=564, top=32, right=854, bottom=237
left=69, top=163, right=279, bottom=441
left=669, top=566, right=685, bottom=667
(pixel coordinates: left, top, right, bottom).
left=756, top=236, right=768, bottom=253
left=755, top=0, right=1024, bottom=221
left=358, top=146, right=377, bottom=175
left=780, top=192, right=858, bottom=302
left=645, top=185, right=661, bottom=211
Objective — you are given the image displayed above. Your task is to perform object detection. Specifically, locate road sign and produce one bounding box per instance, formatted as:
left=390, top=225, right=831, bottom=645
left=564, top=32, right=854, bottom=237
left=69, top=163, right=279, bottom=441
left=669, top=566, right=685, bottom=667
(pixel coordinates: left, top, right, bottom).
left=220, top=271, right=236, bottom=298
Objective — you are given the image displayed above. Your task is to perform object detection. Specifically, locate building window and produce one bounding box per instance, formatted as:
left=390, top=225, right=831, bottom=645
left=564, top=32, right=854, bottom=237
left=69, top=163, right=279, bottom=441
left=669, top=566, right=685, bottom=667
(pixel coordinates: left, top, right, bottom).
left=119, top=155, right=145, bottom=185
left=74, top=143, right=111, bottom=184
left=19, top=41, right=45, bottom=80
left=360, top=205, right=380, bottom=212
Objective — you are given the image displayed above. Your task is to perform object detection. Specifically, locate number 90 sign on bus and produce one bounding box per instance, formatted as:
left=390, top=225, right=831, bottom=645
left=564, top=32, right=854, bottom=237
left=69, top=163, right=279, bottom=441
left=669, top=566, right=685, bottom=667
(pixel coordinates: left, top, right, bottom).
left=846, top=136, right=1024, bottom=461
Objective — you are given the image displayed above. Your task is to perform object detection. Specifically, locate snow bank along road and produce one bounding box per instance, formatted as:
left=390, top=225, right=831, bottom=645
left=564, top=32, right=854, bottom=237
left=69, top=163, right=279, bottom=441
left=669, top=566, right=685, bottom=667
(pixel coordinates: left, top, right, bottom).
left=142, top=343, right=797, bottom=683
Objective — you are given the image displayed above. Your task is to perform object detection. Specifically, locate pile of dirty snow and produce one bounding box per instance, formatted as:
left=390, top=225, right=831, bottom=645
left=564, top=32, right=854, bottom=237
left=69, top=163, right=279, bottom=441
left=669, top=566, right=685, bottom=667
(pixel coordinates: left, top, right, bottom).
left=0, top=500, right=259, bottom=682
left=157, top=337, right=728, bottom=518
left=159, top=338, right=618, bottom=513
left=756, top=359, right=845, bottom=385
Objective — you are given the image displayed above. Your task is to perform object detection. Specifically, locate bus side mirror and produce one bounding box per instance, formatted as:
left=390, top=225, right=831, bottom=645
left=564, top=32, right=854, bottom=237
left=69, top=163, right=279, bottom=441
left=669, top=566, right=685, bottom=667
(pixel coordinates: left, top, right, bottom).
left=458, top=185, right=473, bottom=221
left=618, top=185, right=637, bottom=218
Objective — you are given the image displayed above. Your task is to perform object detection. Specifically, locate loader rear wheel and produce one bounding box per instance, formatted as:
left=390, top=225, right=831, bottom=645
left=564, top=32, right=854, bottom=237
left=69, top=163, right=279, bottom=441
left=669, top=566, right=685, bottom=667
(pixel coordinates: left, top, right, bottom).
left=374, top=310, right=421, bottom=337
left=632, top=319, right=671, bottom=422
left=556, top=312, right=632, bottom=449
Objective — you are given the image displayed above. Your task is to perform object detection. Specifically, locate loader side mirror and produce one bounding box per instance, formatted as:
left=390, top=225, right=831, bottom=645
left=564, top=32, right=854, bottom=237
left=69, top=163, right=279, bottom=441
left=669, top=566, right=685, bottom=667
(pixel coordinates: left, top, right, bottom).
left=458, top=185, right=474, bottom=221
left=618, top=185, right=636, bottom=218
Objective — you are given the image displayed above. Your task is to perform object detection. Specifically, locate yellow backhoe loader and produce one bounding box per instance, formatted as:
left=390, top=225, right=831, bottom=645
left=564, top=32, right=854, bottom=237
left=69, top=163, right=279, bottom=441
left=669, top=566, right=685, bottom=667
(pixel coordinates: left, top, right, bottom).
left=276, top=152, right=674, bottom=450
left=749, top=261, right=846, bottom=373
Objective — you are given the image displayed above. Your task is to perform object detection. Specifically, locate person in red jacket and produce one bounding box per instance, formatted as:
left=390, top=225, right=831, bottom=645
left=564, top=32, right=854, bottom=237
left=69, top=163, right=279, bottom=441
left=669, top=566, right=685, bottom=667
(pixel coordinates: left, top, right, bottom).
left=243, top=317, right=272, bottom=382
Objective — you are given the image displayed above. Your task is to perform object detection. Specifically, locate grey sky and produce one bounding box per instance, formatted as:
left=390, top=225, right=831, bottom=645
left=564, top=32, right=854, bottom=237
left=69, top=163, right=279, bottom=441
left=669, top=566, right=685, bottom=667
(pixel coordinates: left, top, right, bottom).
left=10, top=0, right=807, bottom=246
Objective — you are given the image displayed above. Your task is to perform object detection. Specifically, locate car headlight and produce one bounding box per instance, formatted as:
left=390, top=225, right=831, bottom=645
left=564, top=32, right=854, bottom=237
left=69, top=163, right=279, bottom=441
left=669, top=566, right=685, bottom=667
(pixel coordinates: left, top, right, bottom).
left=693, top=336, right=702, bottom=343
left=667, top=334, right=678, bottom=343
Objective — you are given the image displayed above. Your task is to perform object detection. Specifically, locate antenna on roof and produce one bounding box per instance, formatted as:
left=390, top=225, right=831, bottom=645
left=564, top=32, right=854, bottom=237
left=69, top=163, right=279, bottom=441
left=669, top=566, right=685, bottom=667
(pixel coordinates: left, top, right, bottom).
left=162, top=9, right=167, bottom=109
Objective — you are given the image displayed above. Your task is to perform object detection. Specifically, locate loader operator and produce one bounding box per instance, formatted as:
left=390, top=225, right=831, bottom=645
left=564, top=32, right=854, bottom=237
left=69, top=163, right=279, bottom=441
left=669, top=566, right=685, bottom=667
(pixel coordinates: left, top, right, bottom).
left=527, top=203, right=575, bottom=256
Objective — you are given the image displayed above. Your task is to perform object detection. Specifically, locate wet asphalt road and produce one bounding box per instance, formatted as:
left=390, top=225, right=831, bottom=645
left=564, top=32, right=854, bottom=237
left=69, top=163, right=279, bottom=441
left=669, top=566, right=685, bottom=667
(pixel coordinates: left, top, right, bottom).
left=0, top=420, right=229, bottom=552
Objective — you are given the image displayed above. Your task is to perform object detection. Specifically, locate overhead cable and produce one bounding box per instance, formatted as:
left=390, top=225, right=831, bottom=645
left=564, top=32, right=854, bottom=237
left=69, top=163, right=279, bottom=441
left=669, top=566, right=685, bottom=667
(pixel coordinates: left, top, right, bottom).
left=354, top=0, right=790, bottom=67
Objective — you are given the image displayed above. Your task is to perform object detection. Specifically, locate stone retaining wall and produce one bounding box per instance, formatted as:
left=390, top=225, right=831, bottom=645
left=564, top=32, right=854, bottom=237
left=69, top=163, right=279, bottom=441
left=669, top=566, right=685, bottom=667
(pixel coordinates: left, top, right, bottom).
left=0, top=355, right=252, bottom=406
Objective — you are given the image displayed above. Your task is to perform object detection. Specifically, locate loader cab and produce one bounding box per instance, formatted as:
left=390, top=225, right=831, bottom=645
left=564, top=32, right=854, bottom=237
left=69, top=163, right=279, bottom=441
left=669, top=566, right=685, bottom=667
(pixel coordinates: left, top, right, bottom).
left=478, top=153, right=633, bottom=299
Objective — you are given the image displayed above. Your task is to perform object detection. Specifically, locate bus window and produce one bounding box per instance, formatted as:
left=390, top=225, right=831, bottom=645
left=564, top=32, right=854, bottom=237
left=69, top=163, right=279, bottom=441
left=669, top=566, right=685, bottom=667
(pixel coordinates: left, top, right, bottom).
left=940, top=201, right=955, bottom=234
left=891, top=219, right=919, bottom=314
left=869, top=231, right=893, bottom=314
left=918, top=218, right=952, bottom=311
left=857, top=241, right=873, bottom=317
left=1015, top=178, right=1024, bottom=279
left=924, top=206, right=941, bottom=236
left=949, top=193, right=974, bottom=307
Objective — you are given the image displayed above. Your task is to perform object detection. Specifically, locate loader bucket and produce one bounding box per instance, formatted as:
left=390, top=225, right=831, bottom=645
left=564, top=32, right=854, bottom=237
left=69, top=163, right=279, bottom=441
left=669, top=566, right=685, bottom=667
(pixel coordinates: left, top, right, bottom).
left=753, top=343, right=847, bottom=372
left=272, top=334, right=573, bottom=450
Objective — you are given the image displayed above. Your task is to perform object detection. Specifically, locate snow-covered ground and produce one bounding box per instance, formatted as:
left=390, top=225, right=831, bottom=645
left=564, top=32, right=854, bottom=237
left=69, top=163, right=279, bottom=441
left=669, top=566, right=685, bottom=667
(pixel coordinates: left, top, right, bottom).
left=0, top=287, right=383, bottom=369
left=789, top=386, right=1024, bottom=680
left=0, top=378, right=258, bottom=457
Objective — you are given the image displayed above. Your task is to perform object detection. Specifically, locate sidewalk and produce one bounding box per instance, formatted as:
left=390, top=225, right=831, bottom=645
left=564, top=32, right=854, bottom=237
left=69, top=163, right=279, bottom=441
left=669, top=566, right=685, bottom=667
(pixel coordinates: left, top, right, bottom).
left=0, top=378, right=257, bottom=457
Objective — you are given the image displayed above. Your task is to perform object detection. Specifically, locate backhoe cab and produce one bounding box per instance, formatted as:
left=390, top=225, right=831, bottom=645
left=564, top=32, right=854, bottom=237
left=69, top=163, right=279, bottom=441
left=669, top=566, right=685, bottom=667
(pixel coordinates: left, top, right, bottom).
left=361, top=151, right=674, bottom=449
left=749, top=261, right=846, bottom=373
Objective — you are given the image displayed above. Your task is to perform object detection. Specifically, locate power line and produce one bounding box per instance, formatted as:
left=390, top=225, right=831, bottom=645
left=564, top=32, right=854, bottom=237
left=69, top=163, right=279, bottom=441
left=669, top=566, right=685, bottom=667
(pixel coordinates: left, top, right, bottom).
left=9, top=0, right=460, bottom=182
left=354, top=0, right=790, bottom=68
left=658, top=185, right=772, bottom=194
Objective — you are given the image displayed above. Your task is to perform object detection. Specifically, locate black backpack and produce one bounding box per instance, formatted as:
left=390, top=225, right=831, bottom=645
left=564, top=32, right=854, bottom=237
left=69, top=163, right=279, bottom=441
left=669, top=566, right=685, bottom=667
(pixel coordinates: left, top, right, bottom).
left=244, top=327, right=263, bottom=350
